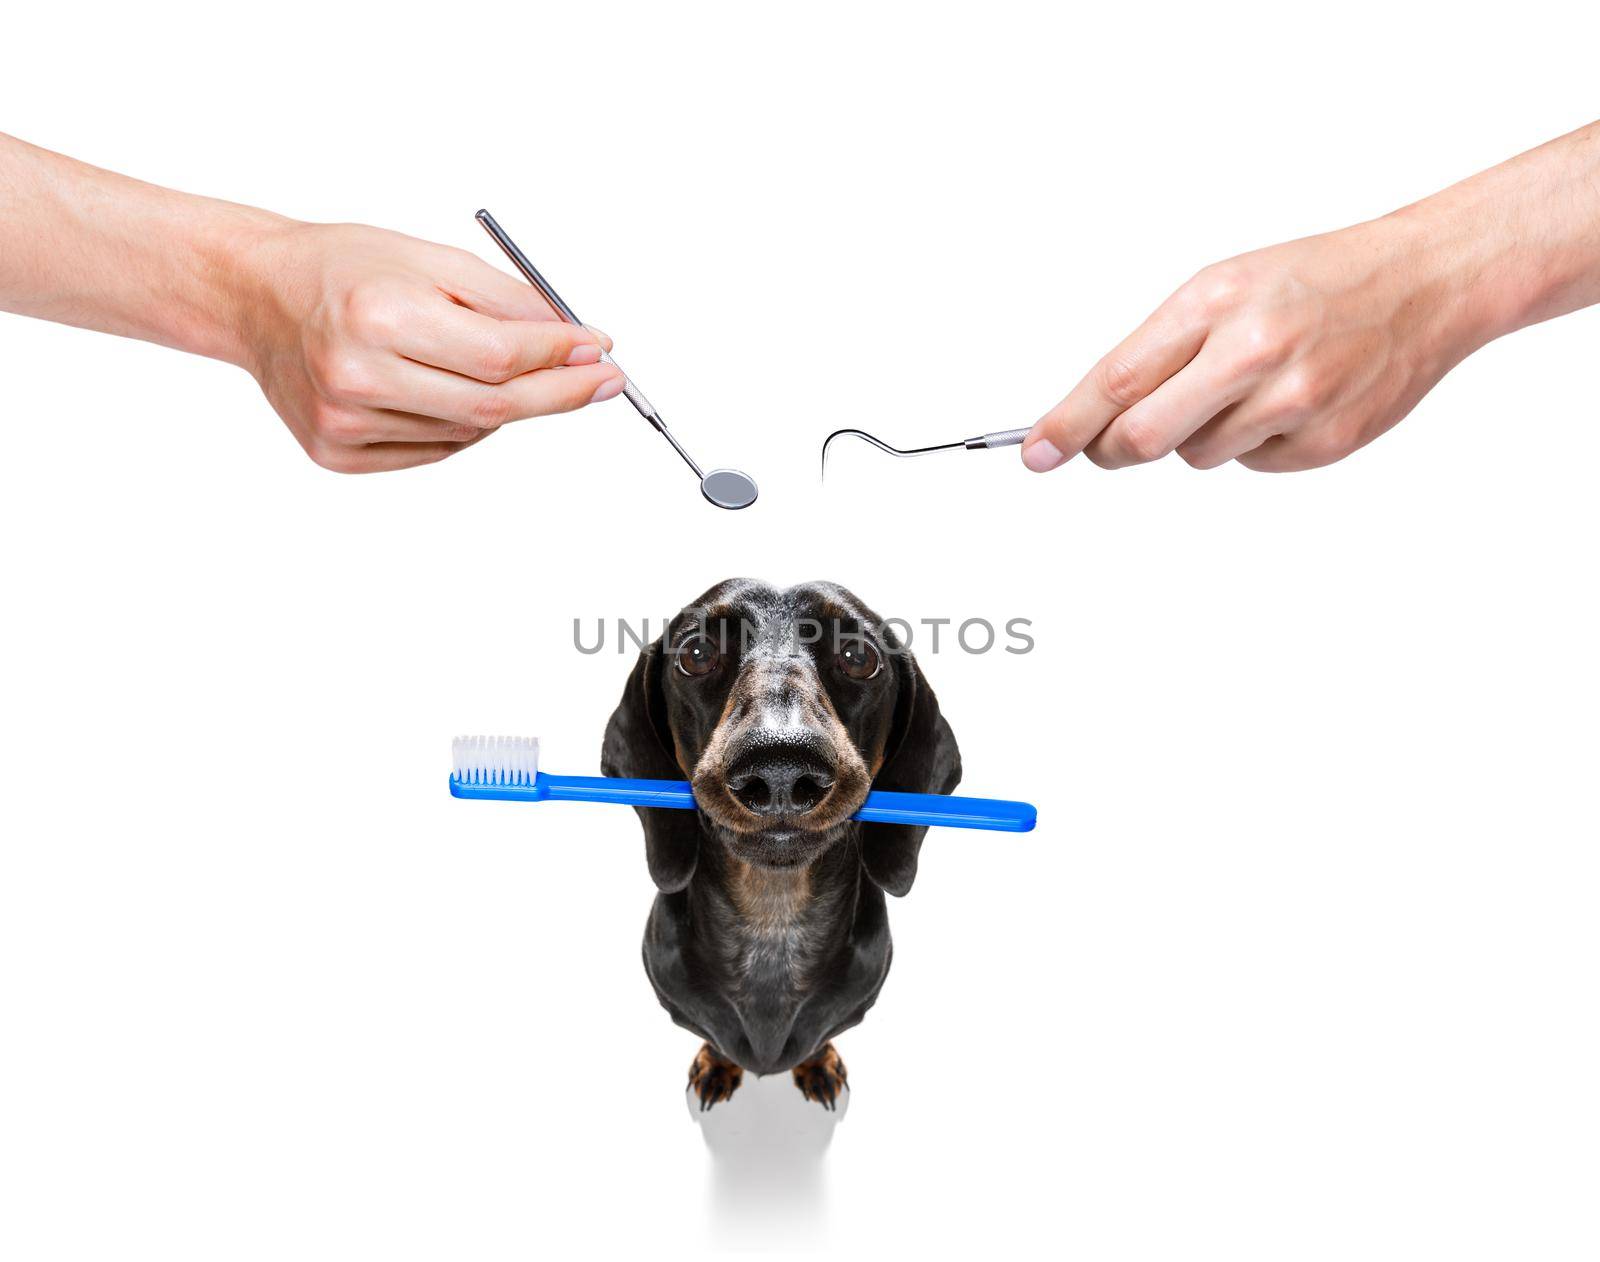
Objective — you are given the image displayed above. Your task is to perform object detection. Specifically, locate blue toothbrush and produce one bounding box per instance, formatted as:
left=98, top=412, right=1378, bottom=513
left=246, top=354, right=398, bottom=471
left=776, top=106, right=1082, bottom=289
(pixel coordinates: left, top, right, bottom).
left=450, top=736, right=1036, bottom=833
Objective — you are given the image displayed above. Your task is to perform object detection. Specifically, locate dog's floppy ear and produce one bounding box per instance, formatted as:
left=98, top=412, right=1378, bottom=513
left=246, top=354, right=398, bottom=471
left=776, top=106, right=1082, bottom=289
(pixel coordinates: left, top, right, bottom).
left=601, top=638, right=700, bottom=892
left=863, top=646, right=962, bottom=897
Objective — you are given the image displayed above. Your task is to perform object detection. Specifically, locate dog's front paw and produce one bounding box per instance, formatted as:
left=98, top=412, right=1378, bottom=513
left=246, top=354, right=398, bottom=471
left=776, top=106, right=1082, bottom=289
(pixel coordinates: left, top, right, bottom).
left=791, top=1043, right=849, bottom=1110
left=687, top=1043, right=744, bottom=1112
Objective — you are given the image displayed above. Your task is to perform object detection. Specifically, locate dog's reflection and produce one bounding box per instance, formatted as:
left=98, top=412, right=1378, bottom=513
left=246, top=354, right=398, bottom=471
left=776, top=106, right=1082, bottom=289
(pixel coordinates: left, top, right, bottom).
left=695, top=1070, right=846, bottom=1243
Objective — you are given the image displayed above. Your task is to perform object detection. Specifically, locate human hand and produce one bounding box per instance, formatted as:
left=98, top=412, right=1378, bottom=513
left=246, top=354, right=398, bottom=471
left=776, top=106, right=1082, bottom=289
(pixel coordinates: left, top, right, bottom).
left=235, top=222, right=624, bottom=473
left=1021, top=216, right=1485, bottom=474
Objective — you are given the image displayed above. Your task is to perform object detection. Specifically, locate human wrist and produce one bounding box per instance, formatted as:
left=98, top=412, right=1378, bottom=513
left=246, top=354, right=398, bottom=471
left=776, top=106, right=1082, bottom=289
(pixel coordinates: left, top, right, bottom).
left=1320, top=200, right=1490, bottom=388
left=181, top=199, right=301, bottom=372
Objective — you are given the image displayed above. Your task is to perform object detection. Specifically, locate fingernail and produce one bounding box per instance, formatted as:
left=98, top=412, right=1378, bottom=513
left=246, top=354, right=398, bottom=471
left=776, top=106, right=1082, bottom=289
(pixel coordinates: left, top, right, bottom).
left=590, top=374, right=625, bottom=403
left=1022, top=438, right=1064, bottom=472
left=566, top=342, right=602, bottom=366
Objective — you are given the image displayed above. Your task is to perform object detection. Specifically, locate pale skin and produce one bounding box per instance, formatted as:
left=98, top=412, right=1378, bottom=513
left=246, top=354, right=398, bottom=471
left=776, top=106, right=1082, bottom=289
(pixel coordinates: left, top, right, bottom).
left=7, top=129, right=1598, bottom=480
left=1023, top=120, right=1600, bottom=473
left=0, top=133, right=624, bottom=473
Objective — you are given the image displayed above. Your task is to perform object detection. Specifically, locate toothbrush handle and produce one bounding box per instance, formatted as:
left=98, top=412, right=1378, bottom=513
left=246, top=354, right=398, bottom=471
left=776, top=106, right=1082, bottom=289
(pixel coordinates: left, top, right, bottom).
left=964, top=428, right=1031, bottom=450
left=543, top=776, right=1035, bottom=830
left=856, top=790, right=1036, bottom=832
left=540, top=773, right=696, bottom=809
left=453, top=774, right=1035, bottom=832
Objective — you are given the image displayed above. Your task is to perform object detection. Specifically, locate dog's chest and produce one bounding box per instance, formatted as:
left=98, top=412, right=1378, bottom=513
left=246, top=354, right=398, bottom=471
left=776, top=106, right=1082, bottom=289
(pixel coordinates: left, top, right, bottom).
left=686, top=858, right=861, bottom=1072
left=726, top=864, right=827, bottom=986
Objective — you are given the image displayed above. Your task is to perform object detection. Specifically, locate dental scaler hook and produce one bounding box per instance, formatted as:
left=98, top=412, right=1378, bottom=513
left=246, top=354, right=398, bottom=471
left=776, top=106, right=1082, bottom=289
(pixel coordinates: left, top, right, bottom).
left=820, top=426, right=1032, bottom=480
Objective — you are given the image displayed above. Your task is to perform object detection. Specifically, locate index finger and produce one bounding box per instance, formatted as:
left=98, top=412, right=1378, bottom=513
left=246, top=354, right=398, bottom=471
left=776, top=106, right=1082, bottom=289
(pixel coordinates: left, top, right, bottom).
left=395, top=300, right=610, bottom=384
left=434, top=246, right=615, bottom=350
left=1022, top=300, right=1208, bottom=472
left=440, top=247, right=563, bottom=323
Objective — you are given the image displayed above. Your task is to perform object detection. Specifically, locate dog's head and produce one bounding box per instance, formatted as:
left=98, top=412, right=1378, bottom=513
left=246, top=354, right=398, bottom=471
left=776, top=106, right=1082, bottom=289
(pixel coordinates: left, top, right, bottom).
left=602, top=579, right=961, bottom=896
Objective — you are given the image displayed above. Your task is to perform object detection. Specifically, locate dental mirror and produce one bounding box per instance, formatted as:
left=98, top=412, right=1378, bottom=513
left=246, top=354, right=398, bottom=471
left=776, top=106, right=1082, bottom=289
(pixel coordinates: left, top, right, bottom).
left=700, top=467, right=760, bottom=510
left=476, top=210, right=758, bottom=511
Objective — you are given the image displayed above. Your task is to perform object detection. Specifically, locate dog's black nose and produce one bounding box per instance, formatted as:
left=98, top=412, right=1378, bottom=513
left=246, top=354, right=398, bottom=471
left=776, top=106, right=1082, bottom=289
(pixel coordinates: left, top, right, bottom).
left=726, top=756, right=836, bottom=817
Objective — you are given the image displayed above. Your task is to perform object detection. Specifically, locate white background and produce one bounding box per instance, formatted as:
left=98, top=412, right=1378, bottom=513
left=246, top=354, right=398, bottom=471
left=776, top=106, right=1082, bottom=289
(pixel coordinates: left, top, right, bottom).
left=3, top=3, right=1598, bottom=1257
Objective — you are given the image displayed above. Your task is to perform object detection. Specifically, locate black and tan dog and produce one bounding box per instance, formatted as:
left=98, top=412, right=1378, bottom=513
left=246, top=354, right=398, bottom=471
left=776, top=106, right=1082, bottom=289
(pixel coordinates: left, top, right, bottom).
left=602, top=579, right=961, bottom=1111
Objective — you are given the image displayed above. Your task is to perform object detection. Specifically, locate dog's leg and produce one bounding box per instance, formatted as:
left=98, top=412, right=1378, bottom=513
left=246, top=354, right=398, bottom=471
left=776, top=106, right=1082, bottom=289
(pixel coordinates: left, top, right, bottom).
left=791, top=1042, right=849, bottom=1110
left=686, top=1042, right=744, bottom=1111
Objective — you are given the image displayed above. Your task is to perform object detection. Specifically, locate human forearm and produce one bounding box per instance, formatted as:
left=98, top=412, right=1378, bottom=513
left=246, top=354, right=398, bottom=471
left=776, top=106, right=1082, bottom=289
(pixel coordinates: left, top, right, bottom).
left=1394, top=119, right=1600, bottom=349
left=0, top=133, right=283, bottom=365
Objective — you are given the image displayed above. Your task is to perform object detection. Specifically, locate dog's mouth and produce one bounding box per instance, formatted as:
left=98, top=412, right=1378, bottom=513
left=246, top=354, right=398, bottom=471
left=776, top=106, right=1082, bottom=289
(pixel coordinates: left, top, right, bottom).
left=695, top=810, right=863, bottom=867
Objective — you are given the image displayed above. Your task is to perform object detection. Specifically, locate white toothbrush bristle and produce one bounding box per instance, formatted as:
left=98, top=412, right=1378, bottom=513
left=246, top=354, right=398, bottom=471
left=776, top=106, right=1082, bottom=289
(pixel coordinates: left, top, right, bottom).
left=451, top=735, right=540, bottom=786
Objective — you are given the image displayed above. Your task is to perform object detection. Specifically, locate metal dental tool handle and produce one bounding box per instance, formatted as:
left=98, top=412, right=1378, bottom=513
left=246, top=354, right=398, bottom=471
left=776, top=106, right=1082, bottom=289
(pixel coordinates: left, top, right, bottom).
left=820, top=425, right=1036, bottom=479
left=963, top=428, right=1031, bottom=449
left=473, top=208, right=702, bottom=480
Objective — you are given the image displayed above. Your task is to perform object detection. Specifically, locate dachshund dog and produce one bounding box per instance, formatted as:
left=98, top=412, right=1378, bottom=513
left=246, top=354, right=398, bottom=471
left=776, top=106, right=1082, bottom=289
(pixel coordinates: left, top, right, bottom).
left=602, top=579, right=961, bottom=1110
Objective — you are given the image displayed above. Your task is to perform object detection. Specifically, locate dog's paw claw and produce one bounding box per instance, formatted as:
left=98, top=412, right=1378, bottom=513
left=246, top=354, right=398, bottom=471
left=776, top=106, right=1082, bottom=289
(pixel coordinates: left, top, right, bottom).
left=687, top=1043, right=744, bottom=1111
left=791, top=1043, right=848, bottom=1110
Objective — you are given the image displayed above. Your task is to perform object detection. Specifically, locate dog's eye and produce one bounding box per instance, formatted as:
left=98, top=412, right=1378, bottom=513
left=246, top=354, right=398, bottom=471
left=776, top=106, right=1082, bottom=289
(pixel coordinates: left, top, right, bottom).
left=675, top=635, right=722, bottom=678
left=836, top=639, right=881, bottom=681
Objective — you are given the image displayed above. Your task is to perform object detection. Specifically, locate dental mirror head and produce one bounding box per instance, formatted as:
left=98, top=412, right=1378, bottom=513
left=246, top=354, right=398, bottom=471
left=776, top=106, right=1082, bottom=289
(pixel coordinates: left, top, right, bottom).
left=700, top=467, right=759, bottom=510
